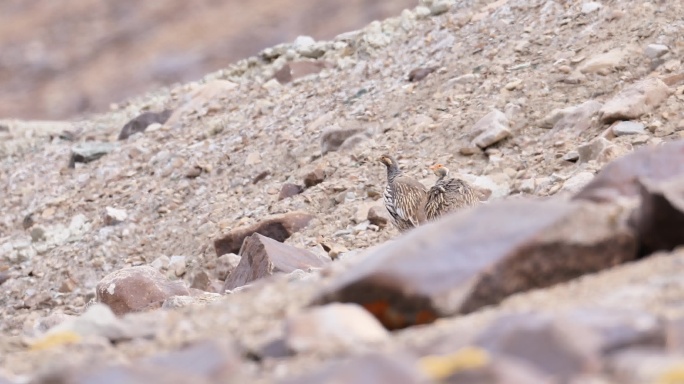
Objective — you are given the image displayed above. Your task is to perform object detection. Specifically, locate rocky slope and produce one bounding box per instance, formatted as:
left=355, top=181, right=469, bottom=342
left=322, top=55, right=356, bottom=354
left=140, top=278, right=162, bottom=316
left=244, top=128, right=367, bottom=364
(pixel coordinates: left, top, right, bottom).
left=0, top=0, right=415, bottom=120
left=1, top=0, right=684, bottom=382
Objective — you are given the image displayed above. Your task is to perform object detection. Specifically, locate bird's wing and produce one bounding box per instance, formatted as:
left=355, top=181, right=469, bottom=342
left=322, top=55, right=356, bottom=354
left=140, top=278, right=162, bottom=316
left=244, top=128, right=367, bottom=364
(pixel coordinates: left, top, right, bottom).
left=394, top=177, right=427, bottom=225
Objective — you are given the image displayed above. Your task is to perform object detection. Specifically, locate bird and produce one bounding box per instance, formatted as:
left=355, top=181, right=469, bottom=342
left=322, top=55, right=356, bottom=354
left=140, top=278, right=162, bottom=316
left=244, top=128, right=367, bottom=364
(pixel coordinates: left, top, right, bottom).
left=425, top=163, right=480, bottom=221
left=378, top=154, right=428, bottom=232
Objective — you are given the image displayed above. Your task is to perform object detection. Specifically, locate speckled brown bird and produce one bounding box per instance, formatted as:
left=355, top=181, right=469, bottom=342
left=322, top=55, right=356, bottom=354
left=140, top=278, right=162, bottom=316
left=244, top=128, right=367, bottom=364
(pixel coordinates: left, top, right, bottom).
left=425, top=164, right=479, bottom=221
left=379, top=154, right=428, bottom=232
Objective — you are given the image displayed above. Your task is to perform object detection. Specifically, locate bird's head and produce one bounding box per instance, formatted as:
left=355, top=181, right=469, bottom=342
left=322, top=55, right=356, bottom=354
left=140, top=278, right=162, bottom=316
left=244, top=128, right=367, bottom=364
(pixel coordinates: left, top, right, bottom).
left=378, top=154, right=395, bottom=168
left=429, top=163, right=449, bottom=178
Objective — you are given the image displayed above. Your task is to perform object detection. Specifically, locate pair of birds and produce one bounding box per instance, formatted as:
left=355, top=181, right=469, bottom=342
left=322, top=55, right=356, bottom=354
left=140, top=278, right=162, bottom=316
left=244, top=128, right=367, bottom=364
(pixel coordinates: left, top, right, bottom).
left=379, top=154, right=481, bottom=232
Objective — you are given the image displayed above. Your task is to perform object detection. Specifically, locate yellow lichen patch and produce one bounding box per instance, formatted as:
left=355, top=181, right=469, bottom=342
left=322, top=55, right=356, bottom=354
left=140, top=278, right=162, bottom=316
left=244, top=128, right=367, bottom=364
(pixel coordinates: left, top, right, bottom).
left=658, top=365, right=684, bottom=384
left=29, top=331, right=82, bottom=351
left=417, top=346, right=490, bottom=380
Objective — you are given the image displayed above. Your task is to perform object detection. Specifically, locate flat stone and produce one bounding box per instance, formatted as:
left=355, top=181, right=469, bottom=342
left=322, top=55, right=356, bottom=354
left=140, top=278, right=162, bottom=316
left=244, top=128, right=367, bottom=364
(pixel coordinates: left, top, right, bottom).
left=600, top=78, right=671, bottom=124
left=562, top=172, right=595, bottom=193
left=214, top=211, right=314, bottom=256
left=69, top=142, right=116, bottom=168
left=475, top=313, right=603, bottom=380
left=581, top=2, right=602, bottom=14
left=574, top=140, right=684, bottom=202
left=541, top=100, right=602, bottom=133
left=313, top=199, right=636, bottom=329
left=579, top=49, right=626, bottom=74
left=644, top=44, right=670, bottom=59
left=284, top=303, right=390, bottom=355
left=278, top=183, right=303, bottom=200
left=408, top=67, right=438, bottom=82
left=471, top=109, right=511, bottom=149
left=223, top=233, right=330, bottom=290
left=612, top=121, right=646, bottom=136
left=278, top=352, right=428, bottom=384
left=96, top=266, right=189, bottom=316
left=629, top=177, right=684, bottom=255
left=118, top=110, right=172, bottom=140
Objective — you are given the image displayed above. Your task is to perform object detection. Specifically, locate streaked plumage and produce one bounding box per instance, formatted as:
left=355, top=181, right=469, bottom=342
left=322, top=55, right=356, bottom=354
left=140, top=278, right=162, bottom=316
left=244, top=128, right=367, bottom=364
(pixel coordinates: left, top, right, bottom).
left=379, top=154, right=428, bottom=232
left=425, top=164, right=479, bottom=221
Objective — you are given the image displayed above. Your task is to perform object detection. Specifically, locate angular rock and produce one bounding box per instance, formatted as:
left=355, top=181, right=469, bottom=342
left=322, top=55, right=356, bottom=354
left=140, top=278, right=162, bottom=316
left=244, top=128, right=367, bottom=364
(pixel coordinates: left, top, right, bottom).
left=471, top=110, right=511, bottom=149
left=408, top=67, right=438, bottom=82
left=273, top=61, right=332, bottom=85
left=190, top=271, right=213, bottom=291
left=293, top=35, right=325, bottom=58
left=278, top=352, right=428, bottom=384
left=579, top=49, right=626, bottom=74
left=214, top=211, right=314, bottom=256
left=368, top=206, right=391, bottom=228
left=223, top=233, right=330, bottom=291
left=541, top=100, right=602, bottom=133
left=118, top=110, right=173, bottom=140
left=278, top=183, right=303, bottom=200
left=320, top=126, right=368, bottom=155
left=96, top=266, right=189, bottom=316
left=612, top=121, right=646, bottom=136
left=69, top=142, right=116, bottom=168
left=103, top=206, right=127, bottom=226
left=313, top=199, right=636, bottom=329
left=644, top=44, right=670, bottom=59
left=600, top=78, right=671, bottom=124
left=475, top=313, right=602, bottom=380
left=284, top=303, right=389, bottom=355
left=574, top=140, right=684, bottom=202
left=215, top=253, right=241, bottom=281
left=629, top=178, right=684, bottom=255
left=577, top=137, right=612, bottom=164
left=303, top=167, right=326, bottom=188
left=561, top=172, right=595, bottom=193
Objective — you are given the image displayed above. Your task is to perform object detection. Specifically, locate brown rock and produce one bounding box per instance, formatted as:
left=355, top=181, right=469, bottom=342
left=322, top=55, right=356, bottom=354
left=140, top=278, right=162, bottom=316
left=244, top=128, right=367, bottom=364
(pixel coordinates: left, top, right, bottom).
left=284, top=303, right=389, bottom=355
left=629, top=178, right=684, bottom=255
left=303, top=168, right=326, bottom=188
left=214, top=211, right=314, bottom=256
left=367, top=206, right=391, bottom=228
left=573, top=140, right=684, bottom=203
left=314, top=199, right=636, bottom=329
left=577, top=137, right=612, bottom=164
left=541, top=100, right=602, bottom=133
left=118, top=109, right=172, bottom=140
left=190, top=271, right=213, bottom=292
left=320, top=126, right=367, bottom=155
left=666, top=317, right=684, bottom=352
left=166, top=80, right=238, bottom=127
left=408, top=67, right=438, bottom=82
left=0, top=271, right=9, bottom=286
left=278, top=183, right=303, bottom=200
left=278, top=352, right=429, bottom=384
left=96, top=266, right=190, bottom=316
left=475, top=313, right=602, bottom=380
left=223, top=233, right=330, bottom=291
left=274, top=60, right=333, bottom=85
left=599, top=78, right=671, bottom=124
left=471, top=109, right=511, bottom=149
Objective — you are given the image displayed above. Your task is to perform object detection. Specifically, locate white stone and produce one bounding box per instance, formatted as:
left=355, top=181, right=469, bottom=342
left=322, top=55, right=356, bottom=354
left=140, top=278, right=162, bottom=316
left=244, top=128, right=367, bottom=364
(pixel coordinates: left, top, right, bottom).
left=471, top=109, right=511, bottom=149
left=612, top=121, right=646, bottom=136
left=169, top=255, right=187, bottom=277
left=581, top=2, right=602, bottom=14
left=104, top=207, right=127, bottom=226
left=644, top=44, right=670, bottom=59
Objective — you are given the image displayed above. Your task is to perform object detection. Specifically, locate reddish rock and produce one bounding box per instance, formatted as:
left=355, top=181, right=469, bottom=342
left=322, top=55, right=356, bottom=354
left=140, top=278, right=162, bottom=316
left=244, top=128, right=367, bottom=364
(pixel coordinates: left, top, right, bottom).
left=408, top=67, right=437, bottom=82
left=214, top=211, right=314, bottom=257
left=367, top=206, right=390, bottom=228
left=629, top=178, right=684, bottom=255
left=303, top=168, right=326, bottom=188
left=313, top=199, right=636, bottom=329
left=190, top=271, right=213, bottom=292
left=666, top=317, right=684, bottom=352
left=278, top=183, right=303, bottom=200
left=117, top=109, right=172, bottom=140
left=475, top=313, right=602, bottom=380
left=278, top=352, right=429, bottom=384
left=96, top=266, right=190, bottom=316
left=223, top=233, right=330, bottom=291
left=574, top=140, right=684, bottom=203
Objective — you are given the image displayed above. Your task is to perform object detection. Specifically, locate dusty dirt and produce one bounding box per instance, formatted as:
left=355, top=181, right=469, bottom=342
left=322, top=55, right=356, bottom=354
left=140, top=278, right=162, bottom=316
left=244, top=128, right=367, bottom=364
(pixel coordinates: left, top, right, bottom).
left=1, top=0, right=684, bottom=382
